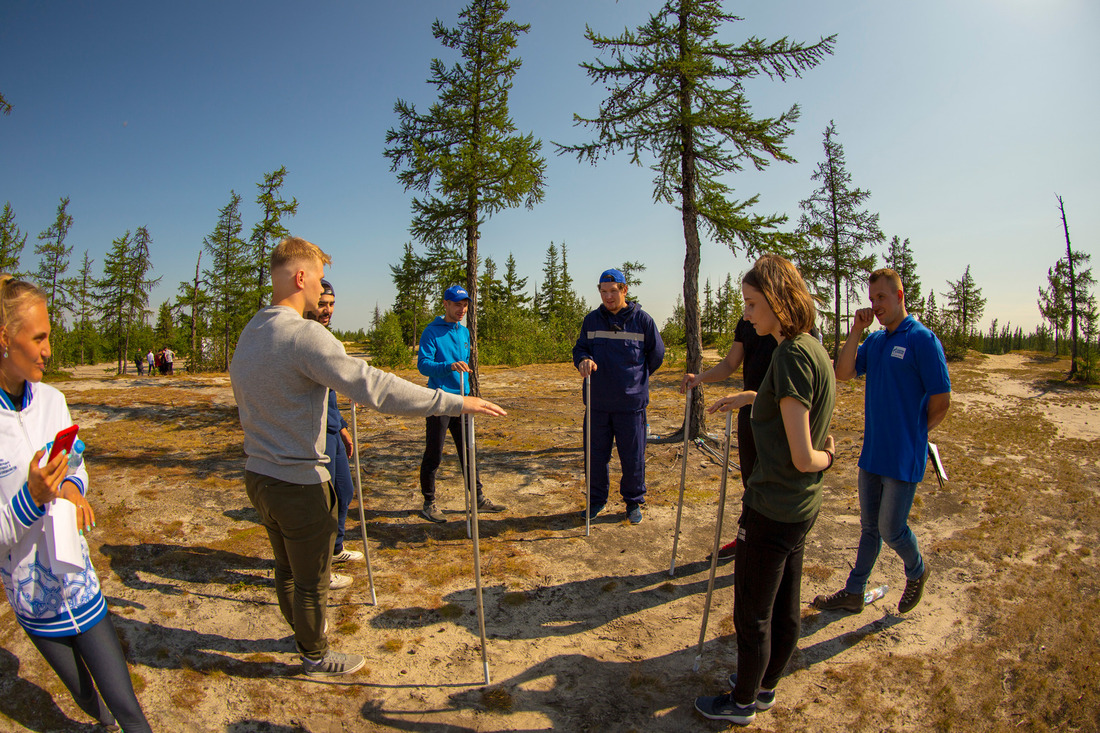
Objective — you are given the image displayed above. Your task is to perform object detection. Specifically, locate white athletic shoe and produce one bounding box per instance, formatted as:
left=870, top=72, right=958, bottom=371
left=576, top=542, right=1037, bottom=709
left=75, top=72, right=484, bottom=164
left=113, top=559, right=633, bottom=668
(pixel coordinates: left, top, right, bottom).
left=329, top=572, right=353, bottom=590
left=332, top=548, right=364, bottom=563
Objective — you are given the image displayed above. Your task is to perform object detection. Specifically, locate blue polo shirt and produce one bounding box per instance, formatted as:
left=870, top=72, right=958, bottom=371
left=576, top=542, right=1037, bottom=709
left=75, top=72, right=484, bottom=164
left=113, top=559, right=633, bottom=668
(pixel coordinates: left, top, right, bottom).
left=856, top=315, right=951, bottom=483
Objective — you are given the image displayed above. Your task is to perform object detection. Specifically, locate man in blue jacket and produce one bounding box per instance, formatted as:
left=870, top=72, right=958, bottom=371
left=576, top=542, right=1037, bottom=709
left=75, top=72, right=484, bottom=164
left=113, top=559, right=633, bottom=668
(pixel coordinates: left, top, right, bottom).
left=573, top=269, right=665, bottom=524
left=418, top=285, right=506, bottom=523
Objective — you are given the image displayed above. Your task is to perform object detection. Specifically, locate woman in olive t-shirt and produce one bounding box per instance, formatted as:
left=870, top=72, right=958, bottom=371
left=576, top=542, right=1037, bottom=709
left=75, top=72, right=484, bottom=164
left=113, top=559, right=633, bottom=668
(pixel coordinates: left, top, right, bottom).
left=694, top=255, right=837, bottom=726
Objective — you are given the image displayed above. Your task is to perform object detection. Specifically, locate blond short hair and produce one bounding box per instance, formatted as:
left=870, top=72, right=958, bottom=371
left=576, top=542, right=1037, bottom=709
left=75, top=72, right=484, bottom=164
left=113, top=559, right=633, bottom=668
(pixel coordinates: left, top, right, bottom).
left=742, top=255, right=817, bottom=340
left=270, top=237, right=332, bottom=271
left=0, top=274, right=48, bottom=339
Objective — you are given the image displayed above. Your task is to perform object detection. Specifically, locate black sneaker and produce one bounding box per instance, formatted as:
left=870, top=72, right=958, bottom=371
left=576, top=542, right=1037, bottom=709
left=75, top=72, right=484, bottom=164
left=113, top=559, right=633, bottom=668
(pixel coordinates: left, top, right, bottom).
left=476, top=496, right=506, bottom=513
left=812, top=588, right=864, bottom=613
left=727, top=673, right=776, bottom=711
left=626, top=502, right=643, bottom=525
left=694, top=692, right=756, bottom=725
left=584, top=502, right=605, bottom=519
left=420, top=503, right=446, bottom=523
left=707, top=540, right=737, bottom=562
left=898, top=567, right=930, bottom=613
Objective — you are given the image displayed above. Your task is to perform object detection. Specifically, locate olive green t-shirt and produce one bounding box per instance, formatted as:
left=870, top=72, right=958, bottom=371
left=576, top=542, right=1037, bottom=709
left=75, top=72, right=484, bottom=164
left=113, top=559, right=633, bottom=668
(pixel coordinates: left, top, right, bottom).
left=745, top=333, right=836, bottom=523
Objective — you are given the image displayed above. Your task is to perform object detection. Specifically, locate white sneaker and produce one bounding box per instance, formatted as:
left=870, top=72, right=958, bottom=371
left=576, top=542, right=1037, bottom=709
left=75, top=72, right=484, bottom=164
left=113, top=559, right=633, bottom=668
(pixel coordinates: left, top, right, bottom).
left=332, top=548, right=364, bottom=563
left=329, top=572, right=353, bottom=590
left=301, top=650, right=365, bottom=676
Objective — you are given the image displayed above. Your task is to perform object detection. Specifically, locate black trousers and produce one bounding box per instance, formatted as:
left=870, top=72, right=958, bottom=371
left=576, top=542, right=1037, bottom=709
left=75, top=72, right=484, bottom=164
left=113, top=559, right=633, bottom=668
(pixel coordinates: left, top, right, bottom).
left=420, top=414, right=481, bottom=503
left=732, top=504, right=817, bottom=704
left=28, top=614, right=152, bottom=732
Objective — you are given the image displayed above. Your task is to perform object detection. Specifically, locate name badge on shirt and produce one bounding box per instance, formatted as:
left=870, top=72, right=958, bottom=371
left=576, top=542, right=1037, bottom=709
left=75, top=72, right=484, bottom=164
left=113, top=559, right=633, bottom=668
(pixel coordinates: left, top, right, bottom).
left=891, top=346, right=907, bottom=359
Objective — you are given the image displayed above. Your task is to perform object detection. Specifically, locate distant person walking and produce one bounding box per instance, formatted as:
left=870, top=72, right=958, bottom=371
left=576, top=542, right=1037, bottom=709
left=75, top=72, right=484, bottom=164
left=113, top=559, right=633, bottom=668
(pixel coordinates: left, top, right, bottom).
left=573, top=268, right=664, bottom=524
left=693, top=255, right=836, bottom=726
left=417, top=285, right=506, bottom=523
left=0, top=275, right=152, bottom=732
left=164, top=347, right=174, bottom=375
left=230, top=238, right=506, bottom=676
left=146, top=349, right=154, bottom=376
left=813, top=268, right=950, bottom=615
left=135, top=351, right=144, bottom=375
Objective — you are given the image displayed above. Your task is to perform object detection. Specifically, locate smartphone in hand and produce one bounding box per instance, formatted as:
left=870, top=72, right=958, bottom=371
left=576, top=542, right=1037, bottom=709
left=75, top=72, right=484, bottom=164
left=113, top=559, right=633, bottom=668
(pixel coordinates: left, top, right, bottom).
left=47, top=425, right=79, bottom=462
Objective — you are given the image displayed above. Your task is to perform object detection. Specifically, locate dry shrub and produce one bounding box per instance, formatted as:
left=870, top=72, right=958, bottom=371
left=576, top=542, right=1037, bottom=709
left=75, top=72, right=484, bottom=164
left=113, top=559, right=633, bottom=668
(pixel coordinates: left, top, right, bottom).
left=480, top=686, right=513, bottom=711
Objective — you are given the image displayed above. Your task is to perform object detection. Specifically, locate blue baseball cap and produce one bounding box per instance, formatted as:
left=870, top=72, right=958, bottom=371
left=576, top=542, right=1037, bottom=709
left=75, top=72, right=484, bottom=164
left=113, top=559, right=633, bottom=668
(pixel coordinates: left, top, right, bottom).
left=320, top=279, right=334, bottom=297
left=444, top=285, right=470, bottom=302
left=599, top=268, right=625, bottom=284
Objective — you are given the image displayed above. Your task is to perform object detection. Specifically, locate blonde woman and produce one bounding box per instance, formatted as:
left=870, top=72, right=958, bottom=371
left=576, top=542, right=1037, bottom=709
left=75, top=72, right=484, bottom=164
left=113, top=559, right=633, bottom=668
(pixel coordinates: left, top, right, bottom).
left=0, top=275, right=151, bottom=732
left=694, top=256, right=836, bottom=726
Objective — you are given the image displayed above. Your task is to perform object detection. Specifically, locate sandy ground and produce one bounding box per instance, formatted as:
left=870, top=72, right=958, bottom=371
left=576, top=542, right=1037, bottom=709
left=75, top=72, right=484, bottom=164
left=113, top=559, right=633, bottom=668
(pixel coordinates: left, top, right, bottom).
left=0, top=351, right=1097, bottom=731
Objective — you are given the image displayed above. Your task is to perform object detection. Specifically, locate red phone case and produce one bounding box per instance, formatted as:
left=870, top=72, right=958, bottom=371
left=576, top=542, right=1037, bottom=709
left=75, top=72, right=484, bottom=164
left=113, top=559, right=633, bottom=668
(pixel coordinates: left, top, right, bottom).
left=48, top=425, right=79, bottom=462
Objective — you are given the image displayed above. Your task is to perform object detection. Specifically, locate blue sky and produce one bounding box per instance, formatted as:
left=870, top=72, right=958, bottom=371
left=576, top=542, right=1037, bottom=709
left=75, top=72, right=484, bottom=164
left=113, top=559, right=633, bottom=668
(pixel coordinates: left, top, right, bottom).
left=2, top=0, right=1097, bottom=335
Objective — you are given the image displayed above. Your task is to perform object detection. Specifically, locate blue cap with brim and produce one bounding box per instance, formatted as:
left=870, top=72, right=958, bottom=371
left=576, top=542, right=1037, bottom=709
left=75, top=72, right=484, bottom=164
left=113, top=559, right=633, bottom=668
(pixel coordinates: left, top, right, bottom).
left=599, top=269, right=626, bottom=284
left=444, top=285, right=471, bottom=302
left=320, top=279, right=334, bottom=297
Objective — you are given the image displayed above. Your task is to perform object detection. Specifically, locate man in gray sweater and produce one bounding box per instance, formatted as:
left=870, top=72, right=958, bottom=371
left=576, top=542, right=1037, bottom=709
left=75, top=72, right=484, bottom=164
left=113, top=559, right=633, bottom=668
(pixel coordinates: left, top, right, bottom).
left=230, top=237, right=506, bottom=676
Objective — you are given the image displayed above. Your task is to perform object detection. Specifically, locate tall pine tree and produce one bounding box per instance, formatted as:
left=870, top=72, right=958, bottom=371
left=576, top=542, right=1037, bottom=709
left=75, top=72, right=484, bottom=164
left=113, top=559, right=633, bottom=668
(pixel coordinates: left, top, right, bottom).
left=385, top=0, right=546, bottom=396
left=202, top=192, right=251, bottom=371
left=249, top=166, right=298, bottom=312
left=34, top=196, right=75, bottom=321
left=797, top=122, right=883, bottom=358
left=0, top=202, right=27, bottom=275
left=884, top=235, right=922, bottom=318
left=558, top=0, right=834, bottom=438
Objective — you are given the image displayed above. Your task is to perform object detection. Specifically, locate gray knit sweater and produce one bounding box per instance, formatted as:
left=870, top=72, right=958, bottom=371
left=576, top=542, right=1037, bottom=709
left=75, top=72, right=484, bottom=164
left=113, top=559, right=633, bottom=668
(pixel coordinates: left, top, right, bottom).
left=230, top=305, right=463, bottom=484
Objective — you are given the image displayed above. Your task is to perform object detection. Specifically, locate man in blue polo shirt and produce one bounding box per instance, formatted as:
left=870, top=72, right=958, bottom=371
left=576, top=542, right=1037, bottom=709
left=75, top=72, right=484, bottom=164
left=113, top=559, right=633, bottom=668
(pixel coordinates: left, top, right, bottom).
left=417, top=285, right=506, bottom=523
left=814, top=268, right=951, bottom=614
left=573, top=269, right=664, bottom=524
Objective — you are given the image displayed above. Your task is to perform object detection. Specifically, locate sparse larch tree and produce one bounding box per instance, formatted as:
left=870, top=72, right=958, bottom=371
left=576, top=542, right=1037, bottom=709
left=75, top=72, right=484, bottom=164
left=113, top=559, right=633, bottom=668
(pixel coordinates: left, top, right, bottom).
left=0, top=202, right=28, bottom=275
left=797, top=122, right=883, bottom=359
left=885, top=235, right=922, bottom=318
left=249, top=166, right=298, bottom=312
left=385, top=0, right=546, bottom=396
left=558, top=0, right=834, bottom=438
left=34, top=196, right=75, bottom=321
left=202, top=192, right=251, bottom=371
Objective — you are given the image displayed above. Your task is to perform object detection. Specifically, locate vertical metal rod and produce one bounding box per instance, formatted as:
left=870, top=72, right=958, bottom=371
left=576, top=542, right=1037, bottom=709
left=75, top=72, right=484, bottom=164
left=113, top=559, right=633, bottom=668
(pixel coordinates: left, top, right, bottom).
left=693, top=409, right=733, bottom=672
left=584, top=375, right=591, bottom=537
left=351, top=403, right=376, bottom=605
left=461, top=379, right=471, bottom=539
left=466, top=411, right=490, bottom=685
left=669, top=387, right=692, bottom=576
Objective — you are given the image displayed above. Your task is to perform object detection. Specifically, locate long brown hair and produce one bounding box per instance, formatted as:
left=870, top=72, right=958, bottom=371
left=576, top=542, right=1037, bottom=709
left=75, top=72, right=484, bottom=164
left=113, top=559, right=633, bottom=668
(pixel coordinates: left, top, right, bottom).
left=741, top=255, right=816, bottom=340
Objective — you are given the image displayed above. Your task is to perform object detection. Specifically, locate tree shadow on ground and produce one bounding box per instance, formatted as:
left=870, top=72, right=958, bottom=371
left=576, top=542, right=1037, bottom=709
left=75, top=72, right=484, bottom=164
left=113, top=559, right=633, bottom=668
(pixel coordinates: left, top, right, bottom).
left=371, top=561, right=735, bottom=640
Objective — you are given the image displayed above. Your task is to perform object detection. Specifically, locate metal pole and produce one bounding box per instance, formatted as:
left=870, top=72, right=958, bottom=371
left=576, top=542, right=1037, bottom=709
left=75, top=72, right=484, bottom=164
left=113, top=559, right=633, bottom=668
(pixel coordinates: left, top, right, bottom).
left=461, top=378, right=471, bottom=539
left=351, top=403, right=377, bottom=605
left=669, top=387, right=692, bottom=576
left=584, top=375, right=591, bottom=537
left=466, top=411, right=490, bottom=685
left=693, top=409, right=733, bottom=672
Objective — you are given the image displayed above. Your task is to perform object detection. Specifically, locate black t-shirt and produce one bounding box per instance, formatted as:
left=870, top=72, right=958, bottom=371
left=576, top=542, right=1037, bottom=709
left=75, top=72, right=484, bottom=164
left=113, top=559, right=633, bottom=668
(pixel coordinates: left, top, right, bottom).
left=735, top=318, right=778, bottom=392
left=3, top=386, right=25, bottom=412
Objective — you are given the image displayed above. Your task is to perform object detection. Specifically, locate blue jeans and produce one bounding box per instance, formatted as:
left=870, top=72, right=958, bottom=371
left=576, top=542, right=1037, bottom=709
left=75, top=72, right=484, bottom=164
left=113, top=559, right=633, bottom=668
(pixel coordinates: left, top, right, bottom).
left=845, top=469, right=924, bottom=594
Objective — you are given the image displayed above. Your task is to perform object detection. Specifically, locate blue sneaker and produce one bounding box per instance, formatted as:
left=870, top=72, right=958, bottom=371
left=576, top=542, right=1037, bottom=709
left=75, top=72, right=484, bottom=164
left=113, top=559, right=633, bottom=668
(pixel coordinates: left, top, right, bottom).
left=727, top=673, right=776, bottom=711
left=694, top=692, right=756, bottom=725
left=626, top=502, right=643, bottom=524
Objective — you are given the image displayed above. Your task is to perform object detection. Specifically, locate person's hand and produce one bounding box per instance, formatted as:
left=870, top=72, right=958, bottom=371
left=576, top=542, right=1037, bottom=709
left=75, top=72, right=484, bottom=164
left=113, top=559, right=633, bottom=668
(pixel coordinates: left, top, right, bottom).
left=461, top=396, right=507, bottom=417
left=59, top=481, right=95, bottom=534
left=681, top=373, right=700, bottom=394
left=707, top=391, right=756, bottom=414
left=27, top=448, right=67, bottom=507
left=451, top=361, right=472, bottom=373
left=577, top=359, right=597, bottom=379
left=853, top=308, right=875, bottom=332
left=824, top=434, right=835, bottom=454
left=340, top=428, right=353, bottom=458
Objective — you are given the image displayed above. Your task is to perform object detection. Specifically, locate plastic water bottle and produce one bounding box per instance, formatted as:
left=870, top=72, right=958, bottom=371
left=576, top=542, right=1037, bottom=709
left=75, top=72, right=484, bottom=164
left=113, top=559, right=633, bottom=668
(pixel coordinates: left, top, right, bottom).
left=67, top=439, right=85, bottom=469
left=864, top=584, right=889, bottom=604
